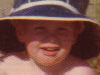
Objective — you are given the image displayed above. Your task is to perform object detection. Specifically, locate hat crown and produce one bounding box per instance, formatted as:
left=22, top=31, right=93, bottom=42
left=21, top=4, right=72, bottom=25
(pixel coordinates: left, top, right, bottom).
left=14, top=0, right=67, bottom=8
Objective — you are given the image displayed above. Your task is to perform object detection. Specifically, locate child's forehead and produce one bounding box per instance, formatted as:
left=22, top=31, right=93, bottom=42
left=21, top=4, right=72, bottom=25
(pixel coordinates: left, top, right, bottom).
left=12, top=20, right=83, bottom=27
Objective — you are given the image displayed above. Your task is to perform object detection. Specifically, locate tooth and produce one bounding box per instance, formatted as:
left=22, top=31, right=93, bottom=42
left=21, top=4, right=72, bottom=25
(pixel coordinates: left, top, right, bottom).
left=47, top=48, right=54, bottom=51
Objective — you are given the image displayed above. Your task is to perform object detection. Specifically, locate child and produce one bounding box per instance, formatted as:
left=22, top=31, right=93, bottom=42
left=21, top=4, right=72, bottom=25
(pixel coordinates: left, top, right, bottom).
left=0, top=0, right=100, bottom=75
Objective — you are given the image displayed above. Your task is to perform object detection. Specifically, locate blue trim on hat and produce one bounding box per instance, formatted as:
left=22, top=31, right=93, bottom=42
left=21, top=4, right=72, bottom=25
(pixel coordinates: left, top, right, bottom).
left=10, top=5, right=87, bottom=19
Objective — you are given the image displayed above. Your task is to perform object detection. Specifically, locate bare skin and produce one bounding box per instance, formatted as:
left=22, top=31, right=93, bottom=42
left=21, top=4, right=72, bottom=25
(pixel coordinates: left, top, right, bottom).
left=0, top=54, right=95, bottom=75
left=0, top=21, right=95, bottom=75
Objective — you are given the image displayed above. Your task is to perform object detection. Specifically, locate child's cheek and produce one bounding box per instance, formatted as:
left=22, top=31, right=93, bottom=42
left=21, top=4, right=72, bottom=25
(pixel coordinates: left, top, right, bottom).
left=26, top=41, right=40, bottom=55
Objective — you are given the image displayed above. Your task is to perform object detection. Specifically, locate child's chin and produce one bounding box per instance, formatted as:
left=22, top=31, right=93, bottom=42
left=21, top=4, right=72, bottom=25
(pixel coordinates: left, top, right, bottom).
left=34, top=55, right=64, bottom=68
left=36, top=60, right=61, bottom=68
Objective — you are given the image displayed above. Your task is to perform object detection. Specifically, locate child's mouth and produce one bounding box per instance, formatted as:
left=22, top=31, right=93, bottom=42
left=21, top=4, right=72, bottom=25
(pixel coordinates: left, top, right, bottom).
left=41, top=47, right=59, bottom=56
left=40, top=43, right=60, bottom=56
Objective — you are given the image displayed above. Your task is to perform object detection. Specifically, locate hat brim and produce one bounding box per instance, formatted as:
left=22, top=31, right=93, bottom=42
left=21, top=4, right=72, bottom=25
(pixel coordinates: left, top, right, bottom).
left=0, top=1, right=98, bottom=25
left=0, top=16, right=99, bottom=24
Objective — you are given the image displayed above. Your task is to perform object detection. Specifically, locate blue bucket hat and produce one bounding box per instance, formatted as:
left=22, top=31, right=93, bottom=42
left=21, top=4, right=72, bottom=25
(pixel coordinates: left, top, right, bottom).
left=0, top=0, right=100, bottom=59
left=0, top=0, right=98, bottom=23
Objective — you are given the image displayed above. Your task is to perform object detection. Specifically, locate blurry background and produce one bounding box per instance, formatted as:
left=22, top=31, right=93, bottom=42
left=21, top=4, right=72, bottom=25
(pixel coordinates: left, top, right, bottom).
left=0, top=0, right=100, bottom=75
left=0, top=0, right=14, bottom=17
left=86, top=0, right=100, bottom=22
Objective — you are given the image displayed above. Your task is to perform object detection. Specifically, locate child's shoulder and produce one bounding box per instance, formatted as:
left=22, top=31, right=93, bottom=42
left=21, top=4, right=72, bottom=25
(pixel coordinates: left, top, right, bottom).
left=0, top=55, right=34, bottom=75
left=65, top=66, right=95, bottom=75
left=65, top=56, right=95, bottom=75
left=0, top=54, right=26, bottom=65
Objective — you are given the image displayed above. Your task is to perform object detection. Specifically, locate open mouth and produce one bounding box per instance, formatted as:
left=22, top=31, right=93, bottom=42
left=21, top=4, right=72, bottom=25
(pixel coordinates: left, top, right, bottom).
left=40, top=44, right=60, bottom=56
left=41, top=47, right=59, bottom=51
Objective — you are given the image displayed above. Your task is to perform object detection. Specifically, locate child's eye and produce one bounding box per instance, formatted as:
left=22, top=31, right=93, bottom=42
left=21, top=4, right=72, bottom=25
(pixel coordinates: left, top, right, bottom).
left=58, top=27, right=66, bottom=31
left=35, top=26, right=45, bottom=31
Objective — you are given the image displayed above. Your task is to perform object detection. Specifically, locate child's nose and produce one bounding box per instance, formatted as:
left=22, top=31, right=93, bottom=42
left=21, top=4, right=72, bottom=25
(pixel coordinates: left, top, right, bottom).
left=45, top=33, right=58, bottom=43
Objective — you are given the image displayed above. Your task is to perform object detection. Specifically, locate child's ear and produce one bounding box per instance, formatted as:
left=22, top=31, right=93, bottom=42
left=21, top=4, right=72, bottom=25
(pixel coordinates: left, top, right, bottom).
left=72, top=23, right=85, bottom=45
left=74, top=22, right=85, bottom=37
left=10, top=20, right=25, bottom=43
left=15, top=27, right=25, bottom=43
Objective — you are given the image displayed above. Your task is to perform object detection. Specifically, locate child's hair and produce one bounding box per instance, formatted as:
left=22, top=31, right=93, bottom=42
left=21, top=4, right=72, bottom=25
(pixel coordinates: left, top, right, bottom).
left=71, top=22, right=100, bottom=59
left=0, top=20, right=100, bottom=60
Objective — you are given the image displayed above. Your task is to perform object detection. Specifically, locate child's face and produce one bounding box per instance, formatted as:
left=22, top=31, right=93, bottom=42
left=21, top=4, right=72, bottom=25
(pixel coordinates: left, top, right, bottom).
left=14, top=21, right=81, bottom=67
